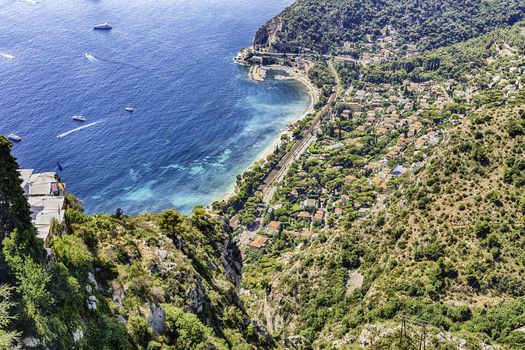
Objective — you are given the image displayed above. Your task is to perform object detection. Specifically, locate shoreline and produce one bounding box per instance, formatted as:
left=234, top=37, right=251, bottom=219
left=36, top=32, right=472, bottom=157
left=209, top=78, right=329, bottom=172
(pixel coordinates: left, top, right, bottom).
left=215, top=64, right=319, bottom=204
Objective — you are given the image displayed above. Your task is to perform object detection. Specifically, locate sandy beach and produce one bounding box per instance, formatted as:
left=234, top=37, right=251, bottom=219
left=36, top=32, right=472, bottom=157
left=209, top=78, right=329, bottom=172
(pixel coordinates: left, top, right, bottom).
left=216, top=64, right=319, bottom=204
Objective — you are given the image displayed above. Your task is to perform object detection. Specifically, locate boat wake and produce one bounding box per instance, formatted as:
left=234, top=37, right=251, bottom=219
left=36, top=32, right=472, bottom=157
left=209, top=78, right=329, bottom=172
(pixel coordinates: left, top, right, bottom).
left=57, top=120, right=103, bottom=139
left=84, top=52, right=145, bottom=71
left=95, top=56, right=144, bottom=71
left=0, top=53, right=15, bottom=60
left=85, top=52, right=97, bottom=62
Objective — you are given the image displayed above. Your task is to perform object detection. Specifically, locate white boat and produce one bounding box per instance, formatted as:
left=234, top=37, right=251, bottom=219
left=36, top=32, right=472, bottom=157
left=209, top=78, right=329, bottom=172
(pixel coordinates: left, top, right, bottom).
left=7, top=133, right=21, bottom=142
left=72, top=115, right=86, bottom=122
left=125, top=107, right=134, bottom=112
left=93, top=22, right=112, bottom=30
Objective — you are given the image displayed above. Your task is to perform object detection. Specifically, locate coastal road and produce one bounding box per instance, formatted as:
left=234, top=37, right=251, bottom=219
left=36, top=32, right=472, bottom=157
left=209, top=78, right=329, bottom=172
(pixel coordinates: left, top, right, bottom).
left=261, top=60, right=341, bottom=204
left=253, top=49, right=359, bottom=65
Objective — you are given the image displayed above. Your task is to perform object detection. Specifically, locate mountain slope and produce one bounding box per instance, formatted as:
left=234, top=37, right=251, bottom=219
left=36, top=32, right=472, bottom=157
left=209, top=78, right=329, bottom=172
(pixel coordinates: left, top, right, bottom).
left=240, top=22, right=525, bottom=350
left=244, top=105, right=525, bottom=350
left=254, top=0, right=525, bottom=54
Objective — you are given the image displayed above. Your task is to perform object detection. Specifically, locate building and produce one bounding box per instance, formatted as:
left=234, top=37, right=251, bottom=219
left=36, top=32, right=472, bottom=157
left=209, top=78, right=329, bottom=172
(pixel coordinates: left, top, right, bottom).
left=19, top=169, right=33, bottom=195
left=28, top=196, right=65, bottom=241
left=19, top=169, right=66, bottom=242
left=267, top=221, right=282, bottom=234
left=247, top=236, right=269, bottom=250
left=313, top=210, right=325, bottom=224
left=298, top=211, right=312, bottom=220
left=27, top=172, right=65, bottom=196
left=301, top=198, right=317, bottom=209
left=229, top=214, right=241, bottom=230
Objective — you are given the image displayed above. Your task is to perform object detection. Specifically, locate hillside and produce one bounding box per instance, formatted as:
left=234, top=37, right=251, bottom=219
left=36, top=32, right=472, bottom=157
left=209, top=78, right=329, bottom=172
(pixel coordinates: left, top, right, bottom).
left=236, top=21, right=525, bottom=349
left=244, top=104, right=525, bottom=349
left=254, top=0, right=525, bottom=55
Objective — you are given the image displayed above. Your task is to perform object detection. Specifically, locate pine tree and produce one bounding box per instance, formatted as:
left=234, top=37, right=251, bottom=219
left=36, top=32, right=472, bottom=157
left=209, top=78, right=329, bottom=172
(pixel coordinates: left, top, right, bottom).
left=0, top=136, right=33, bottom=242
left=0, top=136, right=44, bottom=276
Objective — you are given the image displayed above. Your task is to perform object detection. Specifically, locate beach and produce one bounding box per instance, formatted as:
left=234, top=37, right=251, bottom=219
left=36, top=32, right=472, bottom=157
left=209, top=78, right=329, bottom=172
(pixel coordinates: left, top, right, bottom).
left=217, top=63, right=319, bottom=203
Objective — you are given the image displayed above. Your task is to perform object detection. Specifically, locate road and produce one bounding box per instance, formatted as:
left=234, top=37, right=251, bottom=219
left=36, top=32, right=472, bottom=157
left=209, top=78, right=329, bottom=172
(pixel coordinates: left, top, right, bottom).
left=260, top=60, right=342, bottom=204
left=253, top=49, right=359, bottom=64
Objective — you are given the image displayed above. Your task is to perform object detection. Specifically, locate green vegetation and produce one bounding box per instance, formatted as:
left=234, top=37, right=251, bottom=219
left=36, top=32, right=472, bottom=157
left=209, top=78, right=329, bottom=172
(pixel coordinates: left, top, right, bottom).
left=254, top=0, right=525, bottom=55
left=236, top=17, right=525, bottom=350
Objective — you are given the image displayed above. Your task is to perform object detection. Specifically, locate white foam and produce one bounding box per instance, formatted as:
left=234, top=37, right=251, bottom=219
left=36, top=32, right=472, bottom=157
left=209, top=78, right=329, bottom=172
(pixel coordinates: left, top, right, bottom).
left=56, top=120, right=103, bottom=139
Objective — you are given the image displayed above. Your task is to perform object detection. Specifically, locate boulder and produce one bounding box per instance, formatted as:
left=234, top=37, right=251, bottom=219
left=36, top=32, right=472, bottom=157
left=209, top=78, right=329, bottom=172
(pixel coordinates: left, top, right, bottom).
left=87, top=295, right=98, bottom=310
left=22, top=337, right=40, bottom=348
left=147, top=304, right=166, bottom=334
left=73, top=329, right=84, bottom=343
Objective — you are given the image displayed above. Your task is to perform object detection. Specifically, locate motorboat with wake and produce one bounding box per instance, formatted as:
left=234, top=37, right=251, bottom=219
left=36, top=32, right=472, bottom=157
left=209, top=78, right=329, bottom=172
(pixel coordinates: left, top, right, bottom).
left=125, top=107, right=134, bottom=112
left=72, top=115, right=86, bottom=122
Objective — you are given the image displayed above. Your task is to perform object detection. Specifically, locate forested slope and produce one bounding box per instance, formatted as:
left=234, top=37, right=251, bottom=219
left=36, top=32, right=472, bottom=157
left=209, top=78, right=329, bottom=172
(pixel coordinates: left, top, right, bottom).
left=241, top=22, right=525, bottom=349
left=254, top=0, right=525, bottom=54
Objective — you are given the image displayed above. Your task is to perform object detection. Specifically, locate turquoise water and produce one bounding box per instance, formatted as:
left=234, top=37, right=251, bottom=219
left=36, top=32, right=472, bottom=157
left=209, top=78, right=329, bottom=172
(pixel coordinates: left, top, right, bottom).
left=0, top=0, right=311, bottom=214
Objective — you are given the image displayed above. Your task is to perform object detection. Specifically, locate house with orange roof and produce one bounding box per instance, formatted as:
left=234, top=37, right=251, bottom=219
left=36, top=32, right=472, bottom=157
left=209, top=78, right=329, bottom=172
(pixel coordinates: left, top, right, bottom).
left=267, top=221, right=282, bottom=234
left=247, top=236, right=269, bottom=250
left=298, top=211, right=312, bottom=220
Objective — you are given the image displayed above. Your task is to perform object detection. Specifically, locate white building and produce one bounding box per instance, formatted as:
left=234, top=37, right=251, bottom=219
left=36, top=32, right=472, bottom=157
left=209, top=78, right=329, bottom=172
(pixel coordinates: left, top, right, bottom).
left=19, top=169, right=65, bottom=242
left=28, top=196, right=65, bottom=240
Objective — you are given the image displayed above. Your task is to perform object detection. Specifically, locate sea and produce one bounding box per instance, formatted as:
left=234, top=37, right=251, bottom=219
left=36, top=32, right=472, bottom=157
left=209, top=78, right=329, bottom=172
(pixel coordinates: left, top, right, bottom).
left=0, top=0, right=311, bottom=215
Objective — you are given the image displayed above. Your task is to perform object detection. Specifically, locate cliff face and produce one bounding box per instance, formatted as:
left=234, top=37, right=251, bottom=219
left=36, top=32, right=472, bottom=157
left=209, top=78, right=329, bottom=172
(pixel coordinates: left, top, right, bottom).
left=254, top=18, right=285, bottom=48
left=8, top=200, right=270, bottom=349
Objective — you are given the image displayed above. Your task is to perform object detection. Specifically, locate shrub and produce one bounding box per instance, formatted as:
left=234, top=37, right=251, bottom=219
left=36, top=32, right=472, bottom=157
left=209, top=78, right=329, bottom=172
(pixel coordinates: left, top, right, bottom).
left=127, top=315, right=151, bottom=347
left=52, top=235, right=93, bottom=276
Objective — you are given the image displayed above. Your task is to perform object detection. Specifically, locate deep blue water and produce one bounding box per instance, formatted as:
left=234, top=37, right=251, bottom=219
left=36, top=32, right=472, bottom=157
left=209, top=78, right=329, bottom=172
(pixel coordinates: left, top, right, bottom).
left=0, top=0, right=310, bottom=214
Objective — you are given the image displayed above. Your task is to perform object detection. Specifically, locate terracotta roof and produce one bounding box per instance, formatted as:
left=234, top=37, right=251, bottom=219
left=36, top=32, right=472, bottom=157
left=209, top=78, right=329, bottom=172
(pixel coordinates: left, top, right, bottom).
left=268, top=221, right=281, bottom=231
left=314, top=211, right=325, bottom=221
left=371, top=177, right=383, bottom=186
left=248, top=237, right=269, bottom=249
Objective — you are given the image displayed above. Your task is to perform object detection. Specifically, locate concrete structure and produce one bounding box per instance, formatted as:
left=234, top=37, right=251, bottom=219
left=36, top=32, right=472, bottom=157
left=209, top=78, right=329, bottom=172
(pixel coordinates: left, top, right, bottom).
left=28, top=196, right=65, bottom=240
left=19, top=169, right=33, bottom=195
left=19, top=169, right=66, bottom=242
left=28, top=172, right=59, bottom=196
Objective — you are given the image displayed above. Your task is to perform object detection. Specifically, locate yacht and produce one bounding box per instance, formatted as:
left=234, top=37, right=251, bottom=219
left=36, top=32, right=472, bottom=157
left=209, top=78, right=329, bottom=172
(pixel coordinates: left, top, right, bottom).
left=7, top=133, right=21, bottom=142
left=93, top=22, right=112, bottom=30
left=72, top=115, right=86, bottom=122
left=125, top=107, right=134, bottom=112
